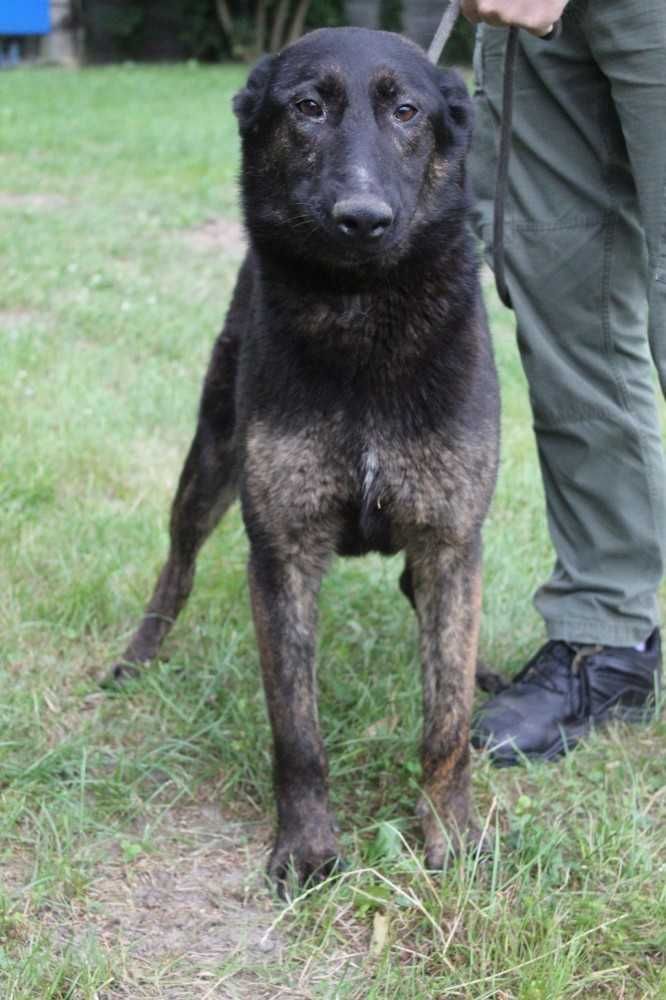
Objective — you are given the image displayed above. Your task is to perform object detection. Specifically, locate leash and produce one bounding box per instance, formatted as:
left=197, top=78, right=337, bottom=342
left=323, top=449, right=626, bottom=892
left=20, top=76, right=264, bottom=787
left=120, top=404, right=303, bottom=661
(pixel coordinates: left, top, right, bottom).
left=426, top=0, right=462, bottom=64
left=427, top=3, right=561, bottom=311
left=492, top=24, right=518, bottom=308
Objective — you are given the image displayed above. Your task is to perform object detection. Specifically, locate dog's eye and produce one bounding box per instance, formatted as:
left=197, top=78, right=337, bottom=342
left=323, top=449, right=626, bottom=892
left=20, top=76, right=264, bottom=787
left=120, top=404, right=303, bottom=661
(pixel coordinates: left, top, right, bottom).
left=296, top=99, right=324, bottom=119
left=394, top=104, right=418, bottom=123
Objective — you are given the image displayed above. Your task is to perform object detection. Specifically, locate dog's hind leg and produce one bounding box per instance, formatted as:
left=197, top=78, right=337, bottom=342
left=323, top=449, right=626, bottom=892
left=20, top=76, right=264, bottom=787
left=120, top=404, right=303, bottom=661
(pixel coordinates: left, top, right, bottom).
left=407, top=536, right=484, bottom=868
left=105, top=322, right=242, bottom=685
left=399, top=560, right=416, bottom=608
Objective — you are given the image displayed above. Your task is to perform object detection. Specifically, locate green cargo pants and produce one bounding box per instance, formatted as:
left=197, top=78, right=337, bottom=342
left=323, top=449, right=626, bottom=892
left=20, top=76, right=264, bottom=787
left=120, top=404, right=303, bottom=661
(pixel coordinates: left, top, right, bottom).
left=469, top=0, right=666, bottom=646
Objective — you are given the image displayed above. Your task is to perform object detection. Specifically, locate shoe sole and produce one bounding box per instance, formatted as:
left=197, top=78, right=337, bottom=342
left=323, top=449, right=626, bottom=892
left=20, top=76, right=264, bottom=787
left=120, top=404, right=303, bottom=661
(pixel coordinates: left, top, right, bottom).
left=484, top=702, right=659, bottom=768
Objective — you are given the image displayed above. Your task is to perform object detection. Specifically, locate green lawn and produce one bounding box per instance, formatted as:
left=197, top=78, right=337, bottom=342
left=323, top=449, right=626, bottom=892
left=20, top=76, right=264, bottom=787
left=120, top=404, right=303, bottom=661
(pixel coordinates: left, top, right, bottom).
left=1, top=65, right=665, bottom=999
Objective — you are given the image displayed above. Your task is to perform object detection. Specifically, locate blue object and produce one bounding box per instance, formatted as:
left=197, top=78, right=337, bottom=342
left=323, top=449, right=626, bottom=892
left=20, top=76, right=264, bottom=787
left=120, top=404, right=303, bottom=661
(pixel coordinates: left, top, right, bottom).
left=0, top=0, right=51, bottom=35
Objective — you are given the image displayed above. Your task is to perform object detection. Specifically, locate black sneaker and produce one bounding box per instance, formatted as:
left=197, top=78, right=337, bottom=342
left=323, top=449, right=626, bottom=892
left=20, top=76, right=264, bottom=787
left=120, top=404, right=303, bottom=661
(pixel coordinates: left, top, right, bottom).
left=471, top=629, right=662, bottom=766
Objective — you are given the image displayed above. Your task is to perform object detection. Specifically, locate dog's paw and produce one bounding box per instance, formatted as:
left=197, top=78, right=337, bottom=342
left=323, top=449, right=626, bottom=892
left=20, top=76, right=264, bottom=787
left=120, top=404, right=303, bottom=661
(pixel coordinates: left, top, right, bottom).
left=475, top=660, right=507, bottom=695
left=100, top=661, right=142, bottom=690
left=418, top=794, right=490, bottom=870
left=267, top=827, right=343, bottom=896
left=423, top=820, right=490, bottom=870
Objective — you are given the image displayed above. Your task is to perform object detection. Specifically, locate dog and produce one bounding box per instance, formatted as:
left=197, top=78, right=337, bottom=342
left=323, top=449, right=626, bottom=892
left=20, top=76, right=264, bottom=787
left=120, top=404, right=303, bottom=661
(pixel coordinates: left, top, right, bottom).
left=106, top=27, right=500, bottom=887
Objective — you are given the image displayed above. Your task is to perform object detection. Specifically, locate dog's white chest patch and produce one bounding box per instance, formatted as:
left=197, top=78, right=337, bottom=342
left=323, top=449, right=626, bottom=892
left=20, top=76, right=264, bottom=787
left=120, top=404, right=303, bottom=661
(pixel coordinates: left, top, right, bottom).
left=361, top=447, right=380, bottom=503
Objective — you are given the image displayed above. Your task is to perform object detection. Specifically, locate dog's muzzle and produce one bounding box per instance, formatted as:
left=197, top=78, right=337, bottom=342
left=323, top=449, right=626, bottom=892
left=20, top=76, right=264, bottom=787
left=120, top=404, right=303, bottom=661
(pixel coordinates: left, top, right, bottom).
left=331, top=196, right=394, bottom=242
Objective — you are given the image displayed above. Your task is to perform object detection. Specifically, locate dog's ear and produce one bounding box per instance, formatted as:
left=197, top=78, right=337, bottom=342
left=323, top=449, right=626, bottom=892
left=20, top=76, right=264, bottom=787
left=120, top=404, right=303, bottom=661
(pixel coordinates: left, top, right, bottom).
left=233, top=54, right=275, bottom=135
left=438, top=68, right=474, bottom=153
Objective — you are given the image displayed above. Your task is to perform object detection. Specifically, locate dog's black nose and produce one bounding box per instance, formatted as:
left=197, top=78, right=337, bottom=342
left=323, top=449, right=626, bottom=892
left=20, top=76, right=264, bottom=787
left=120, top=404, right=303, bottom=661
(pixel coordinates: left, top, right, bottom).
left=332, top=197, right=394, bottom=240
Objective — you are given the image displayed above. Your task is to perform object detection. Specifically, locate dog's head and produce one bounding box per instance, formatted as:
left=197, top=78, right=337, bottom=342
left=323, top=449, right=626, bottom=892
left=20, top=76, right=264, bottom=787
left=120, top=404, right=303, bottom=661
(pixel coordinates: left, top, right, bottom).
left=233, top=28, right=473, bottom=275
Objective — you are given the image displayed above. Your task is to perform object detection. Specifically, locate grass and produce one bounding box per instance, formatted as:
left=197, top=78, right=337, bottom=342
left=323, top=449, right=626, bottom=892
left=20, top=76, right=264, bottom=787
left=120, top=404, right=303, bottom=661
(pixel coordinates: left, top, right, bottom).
left=1, top=63, right=665, bottom=999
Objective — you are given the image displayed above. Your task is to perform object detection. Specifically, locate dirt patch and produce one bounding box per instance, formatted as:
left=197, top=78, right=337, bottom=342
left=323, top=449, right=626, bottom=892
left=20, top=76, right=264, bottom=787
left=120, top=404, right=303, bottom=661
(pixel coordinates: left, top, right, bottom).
left=0, top=308, right=41, bottom=331
left=182, top=218, right=247, bottom=256
left=0, top=850, right=33, bottom=896
left=45, top=804, right=283, bottom=997
left=0, top=192, right=70, bottom=210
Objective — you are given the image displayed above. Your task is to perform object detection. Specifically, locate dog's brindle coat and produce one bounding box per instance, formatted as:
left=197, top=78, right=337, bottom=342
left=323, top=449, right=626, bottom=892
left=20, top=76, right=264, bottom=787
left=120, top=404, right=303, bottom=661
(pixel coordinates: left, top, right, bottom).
left=108, top=27, right=500, bottom=885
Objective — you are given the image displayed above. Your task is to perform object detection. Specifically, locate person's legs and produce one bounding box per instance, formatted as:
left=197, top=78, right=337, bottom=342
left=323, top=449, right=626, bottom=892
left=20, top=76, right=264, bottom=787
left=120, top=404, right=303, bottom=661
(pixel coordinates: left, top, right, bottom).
left=470, top=4, right=666, bottom=646
left=468, top=1, right=665, bottom=760
left=587, top=0, right=666, bottom=399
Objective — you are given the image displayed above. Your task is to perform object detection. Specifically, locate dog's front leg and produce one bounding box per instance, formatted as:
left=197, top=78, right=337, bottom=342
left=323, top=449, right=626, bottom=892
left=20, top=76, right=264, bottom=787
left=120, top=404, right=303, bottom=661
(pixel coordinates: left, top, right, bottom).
left=248, top=546, right=340, bottom=890
left=408, top=536, right=482, bottom=869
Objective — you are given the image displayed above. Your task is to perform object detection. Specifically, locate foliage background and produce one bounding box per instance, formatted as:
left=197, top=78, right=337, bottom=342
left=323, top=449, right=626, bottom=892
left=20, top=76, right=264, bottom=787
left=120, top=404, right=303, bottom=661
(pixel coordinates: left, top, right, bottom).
left=78, top=0, right=474, bottom=62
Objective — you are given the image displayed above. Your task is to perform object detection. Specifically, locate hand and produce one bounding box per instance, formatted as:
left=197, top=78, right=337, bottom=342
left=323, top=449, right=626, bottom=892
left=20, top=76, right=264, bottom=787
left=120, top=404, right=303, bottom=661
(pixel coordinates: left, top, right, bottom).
left=461, top=0, right=568, bottom=37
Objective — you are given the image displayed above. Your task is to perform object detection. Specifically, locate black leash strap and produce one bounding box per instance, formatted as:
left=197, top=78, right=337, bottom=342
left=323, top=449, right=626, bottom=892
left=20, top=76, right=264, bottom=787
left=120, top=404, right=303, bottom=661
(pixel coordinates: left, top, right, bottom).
left=494, top=21, right=561, bottom=309
left=492, top=25, right=518, bottom=309
left=428, top=7, right=562, bottom=312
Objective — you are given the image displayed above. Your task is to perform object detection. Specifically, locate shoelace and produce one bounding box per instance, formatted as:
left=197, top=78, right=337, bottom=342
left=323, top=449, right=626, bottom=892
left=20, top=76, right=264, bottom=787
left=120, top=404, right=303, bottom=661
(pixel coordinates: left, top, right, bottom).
left=511, top=641, right=603, bottom=717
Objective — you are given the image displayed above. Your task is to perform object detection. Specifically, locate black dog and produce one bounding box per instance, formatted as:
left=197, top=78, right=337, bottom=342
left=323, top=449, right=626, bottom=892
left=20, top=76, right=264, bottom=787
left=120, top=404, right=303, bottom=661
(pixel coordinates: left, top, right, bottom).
left=107, top=28, right=500, bottom=886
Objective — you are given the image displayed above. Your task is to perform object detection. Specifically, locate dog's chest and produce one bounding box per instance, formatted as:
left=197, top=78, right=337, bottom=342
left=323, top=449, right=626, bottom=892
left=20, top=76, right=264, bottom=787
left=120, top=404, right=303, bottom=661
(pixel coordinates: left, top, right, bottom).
left=354, top=434, right=491, bottom=546
left=244, top=418, right=494, bottom=552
